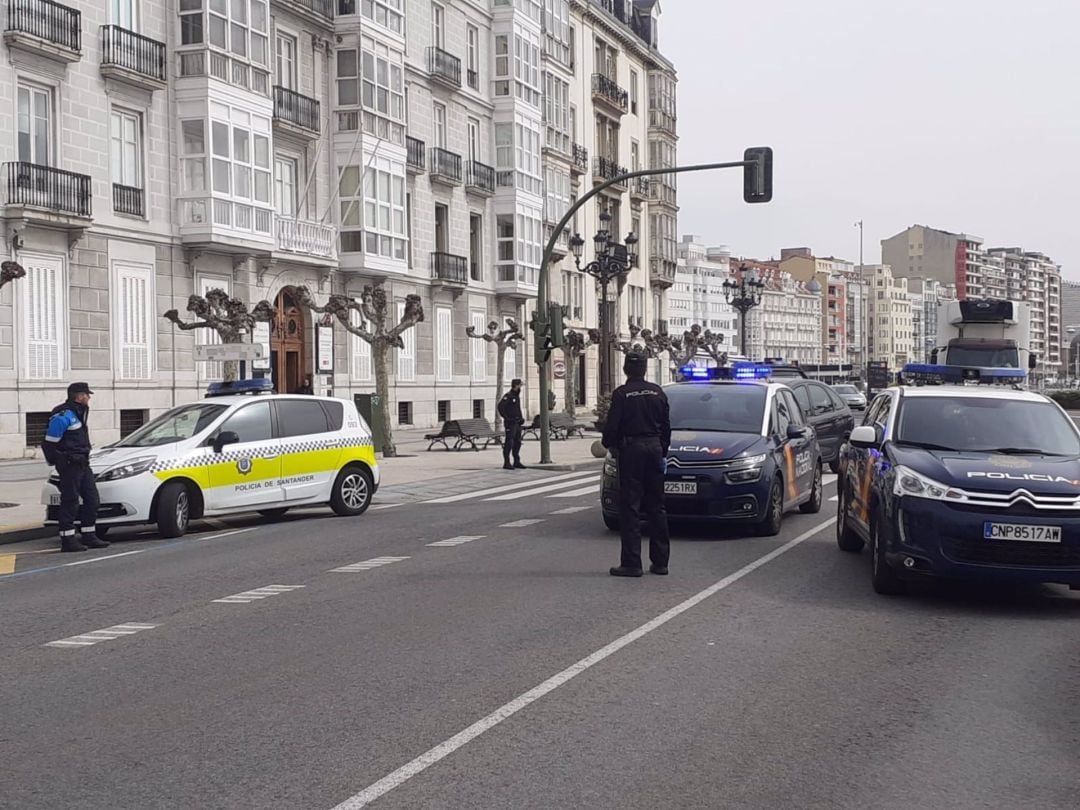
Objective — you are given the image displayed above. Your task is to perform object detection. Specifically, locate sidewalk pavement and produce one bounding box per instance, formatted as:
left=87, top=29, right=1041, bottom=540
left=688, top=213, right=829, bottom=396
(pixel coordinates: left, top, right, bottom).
left=0, top=425, right=605, bottom=544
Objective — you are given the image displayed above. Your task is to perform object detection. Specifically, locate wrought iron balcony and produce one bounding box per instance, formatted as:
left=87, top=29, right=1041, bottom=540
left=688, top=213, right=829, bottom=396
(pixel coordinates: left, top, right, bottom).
left=591, top=73, right=628, bottom=114
left=4, top=0, right=81, bottom=60
left=276, top=216, right=337, bottom=260
left=464, top=161, right=495, bottom=196
left=406, top=137, right=425, bottom=174
left=630, top=176, right=650, bottom=200
left=273, top=85, right=321, bottom=135
left=571, top=143, right=588, bottom=174
left=4, top=162, right=92, bottom=218
left=427, top=46, right=462, bottom=88
left=429, top=147, right=462, bottom=186
left=432, top=252, right=468, bottom=286
left=100, top=26, right=166, bottom=88
left=112, top=183, right=143, bottom=217
left=593, top=156, right=627, bottom=187
left=281, top=0, right=334, bottom=25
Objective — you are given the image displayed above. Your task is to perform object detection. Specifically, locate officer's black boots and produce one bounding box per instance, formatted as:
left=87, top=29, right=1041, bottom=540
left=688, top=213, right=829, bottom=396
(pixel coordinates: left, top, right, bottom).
left=503, top=460, right=513, bottom=470
left=61, top=535, right=88, bottom=553
left=513, top=461, right=527, bottom=469
left=649, top=564, right=668, bottom=575
left=609, top=566, right=644, bottom=577
left=81, top=533, right=109, bottom=549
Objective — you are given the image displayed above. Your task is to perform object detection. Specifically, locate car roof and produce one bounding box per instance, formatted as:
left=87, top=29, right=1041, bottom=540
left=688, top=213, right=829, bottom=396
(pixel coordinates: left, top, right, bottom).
left=198, top=393, right=343, bottom=406
left=668, top=380, right=775, bottom=390
left=897, top=385, right=1049, bottom=403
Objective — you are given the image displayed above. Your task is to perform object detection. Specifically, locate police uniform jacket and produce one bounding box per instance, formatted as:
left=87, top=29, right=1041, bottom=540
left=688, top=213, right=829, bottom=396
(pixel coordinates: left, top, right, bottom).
left=602, top=379, right=671, bottom=454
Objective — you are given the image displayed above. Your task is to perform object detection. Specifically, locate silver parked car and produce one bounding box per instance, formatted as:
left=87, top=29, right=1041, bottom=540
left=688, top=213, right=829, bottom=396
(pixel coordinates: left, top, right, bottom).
left=831, top=383, right=866, bottom=410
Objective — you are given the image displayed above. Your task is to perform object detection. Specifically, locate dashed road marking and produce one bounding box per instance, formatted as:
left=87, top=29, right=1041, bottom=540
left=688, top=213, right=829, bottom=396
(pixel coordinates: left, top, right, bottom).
left=45, top=622, right=158, bottom=649
left=499, top=519, right=546, bottom=528
left=370, top=503, right=404, bottom=511
left=332, top=556, right=410, bottom=572
left=213, top=585, right=305, bottom=604
left=427, top=535, right=485, bottom=548
left=550, top=506, right=592, bottom=515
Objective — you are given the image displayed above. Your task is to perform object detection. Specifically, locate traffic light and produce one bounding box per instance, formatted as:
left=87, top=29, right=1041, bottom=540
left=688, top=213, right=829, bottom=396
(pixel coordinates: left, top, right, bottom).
left=534, top=319, right=554, bottom=365
left=548, top=301, right=566, bottom=349
left=743, top=146, right=773, bottom=204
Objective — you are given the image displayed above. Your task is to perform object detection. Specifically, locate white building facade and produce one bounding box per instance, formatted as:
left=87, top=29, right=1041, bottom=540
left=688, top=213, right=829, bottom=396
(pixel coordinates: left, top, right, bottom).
left=867, top=264, right=913, bottom=370
left=0, top=0, right=677, bottom=457
left=670, top=235, right=737, bottom=348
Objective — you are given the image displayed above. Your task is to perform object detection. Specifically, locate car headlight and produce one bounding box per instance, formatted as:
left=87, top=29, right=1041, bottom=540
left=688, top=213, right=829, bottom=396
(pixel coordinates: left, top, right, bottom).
left=97, top=457, right=156, bottom=482
left=725, top=467, right=763, bottom=484
left=893, top=465, right=951, bottom=501
left=729, top=453, right=767, bottom=468
left=603, top=459, right=618, bottom=477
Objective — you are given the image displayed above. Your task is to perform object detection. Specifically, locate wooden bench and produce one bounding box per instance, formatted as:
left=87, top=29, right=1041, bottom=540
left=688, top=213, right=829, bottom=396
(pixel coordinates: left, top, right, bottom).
left=522, top=412, right=588, bottom=441
left=425, top=418, right=502, bottom=451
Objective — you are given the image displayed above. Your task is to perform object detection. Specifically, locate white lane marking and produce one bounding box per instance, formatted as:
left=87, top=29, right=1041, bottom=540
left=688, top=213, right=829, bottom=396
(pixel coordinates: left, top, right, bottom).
left=370, top=504, right=404, bottom=511
left=824, top=473, right=838, bottom=485
left=212, top=584, right=305, bottom=604
left=427, top=535, right=485, bottom=547
left=486, top=474, right=599, bottom=501
left=828, top=495, right=839, bottom=502
left=423, top=471, right=594, bottom=504
left=547, top=484, right=599, bottom=499
left=499, top=519, right=545, bottom=528
left=331, top=556, right=410, bottom=572
left=45, top=622, right=158, bottom=649
left=62, top=549, right=145, bottom=567
left=550, top=506, right=592, bottom=515
left=198, top=528, right=257, bottom=541
left=329, top=517, right=837, bottom=810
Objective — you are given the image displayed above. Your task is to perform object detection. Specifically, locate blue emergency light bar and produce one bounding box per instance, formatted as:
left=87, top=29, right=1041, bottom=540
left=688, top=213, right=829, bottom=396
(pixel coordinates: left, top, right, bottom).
left=676, top=363, right=773, bottom=382
left=901, top=364, right=1026, bottom=386
left=206, top=378, right=274, bottom=398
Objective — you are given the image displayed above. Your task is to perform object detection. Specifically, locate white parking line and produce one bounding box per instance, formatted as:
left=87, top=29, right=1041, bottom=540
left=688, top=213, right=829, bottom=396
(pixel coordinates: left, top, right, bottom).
left=62, top=549, right=145, bottom=567
left=423, top=472, right=594, bottom=504
left=370, top=504, right=404, bottom=511
left=213, top=585, right=305, bottom=604
left=427, top=536, right=485, bottom=547
left=329, top=517, right=838, bottom=809
left=45, top=622, right=158, bottom=649
left=499, top=519, right=546, bottom=528
left=331, top=556, right=410, bottom=572
left=550, top=506, right=592, bottom=515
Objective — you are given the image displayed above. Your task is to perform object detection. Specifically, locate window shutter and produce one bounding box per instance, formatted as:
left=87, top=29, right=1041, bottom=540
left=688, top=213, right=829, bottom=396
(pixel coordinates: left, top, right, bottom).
left=350, top=308, right=372, bottom=382
left=436, top=307, right=452, bottom=382
left=396, top=301, right=415, bottom=382
left=118, top=267, right=152, bottom=380
left=197, top=276, right=229, bottom=380
left=23, top=255, right=64, bottom=380
left=470, top=311, right=486, bottom=382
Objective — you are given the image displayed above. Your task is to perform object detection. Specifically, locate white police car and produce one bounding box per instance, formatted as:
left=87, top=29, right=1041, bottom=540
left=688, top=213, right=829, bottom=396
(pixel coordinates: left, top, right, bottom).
left=42, top=379, right=380, bottom=539
left=837, top=364, right=1080, bottom=594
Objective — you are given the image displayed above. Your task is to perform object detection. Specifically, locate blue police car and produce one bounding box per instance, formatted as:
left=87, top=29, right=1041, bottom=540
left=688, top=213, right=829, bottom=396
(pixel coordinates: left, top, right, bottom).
left=836, top=364, right=1080, bottom=594
left=601, top=364, right=824, bottom=536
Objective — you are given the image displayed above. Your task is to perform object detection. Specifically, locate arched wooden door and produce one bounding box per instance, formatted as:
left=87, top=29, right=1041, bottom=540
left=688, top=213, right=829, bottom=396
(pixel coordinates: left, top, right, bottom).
left=272, top=288, right=306, bottom=394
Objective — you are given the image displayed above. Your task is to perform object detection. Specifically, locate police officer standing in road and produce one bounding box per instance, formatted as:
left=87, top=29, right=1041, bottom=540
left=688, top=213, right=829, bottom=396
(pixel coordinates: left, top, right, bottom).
left=498, top=378, right=527, bottom=470
left=42, top=383, right=108, bottom=553
left=602, top=352, right=671, bottom=577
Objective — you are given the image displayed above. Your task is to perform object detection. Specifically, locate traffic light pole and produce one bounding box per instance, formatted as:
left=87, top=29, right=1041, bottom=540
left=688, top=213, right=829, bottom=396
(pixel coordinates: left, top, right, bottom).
left=535, top=158, right=757, bottom=465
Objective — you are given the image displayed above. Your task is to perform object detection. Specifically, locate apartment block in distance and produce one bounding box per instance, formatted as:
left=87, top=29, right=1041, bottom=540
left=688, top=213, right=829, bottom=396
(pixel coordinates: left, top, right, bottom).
left=0, top=0, right=678, bottom=457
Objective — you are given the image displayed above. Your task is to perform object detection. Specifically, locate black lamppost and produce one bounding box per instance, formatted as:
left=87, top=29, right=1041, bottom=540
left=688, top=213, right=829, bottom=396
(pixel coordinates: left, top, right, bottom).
left=723, top=266, right=765, bottom=357
left=570, top=210, right=638, bottom=396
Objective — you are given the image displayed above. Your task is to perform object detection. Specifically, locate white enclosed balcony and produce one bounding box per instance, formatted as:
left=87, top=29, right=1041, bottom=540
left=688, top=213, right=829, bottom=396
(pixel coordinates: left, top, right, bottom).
left=275, top=216, right=337, bottom=263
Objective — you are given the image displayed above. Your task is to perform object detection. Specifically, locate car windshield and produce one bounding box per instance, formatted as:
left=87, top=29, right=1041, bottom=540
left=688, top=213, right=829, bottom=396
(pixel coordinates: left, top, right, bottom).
left=896, top=397, right=1080, bottom=456
left=833, top=385, right=859, bottom=395
left=946, top=346, right=1020, bottom=368
left=667, top=384, right=767, bottom=434
left=115, top=403, right=229, bottom=448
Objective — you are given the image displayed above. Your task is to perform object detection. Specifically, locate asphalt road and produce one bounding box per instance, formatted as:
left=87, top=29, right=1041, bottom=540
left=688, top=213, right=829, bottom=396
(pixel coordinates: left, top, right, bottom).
left=2, top=471, right=1078, bottom=809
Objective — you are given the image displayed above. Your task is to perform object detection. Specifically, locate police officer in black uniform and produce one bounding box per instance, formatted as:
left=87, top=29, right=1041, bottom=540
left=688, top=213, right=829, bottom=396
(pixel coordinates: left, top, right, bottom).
left=42, top=382, right=109, bottom=553
left=498, top=378, right=526, bottom=470
left=602, top=352, right=671, bottom=576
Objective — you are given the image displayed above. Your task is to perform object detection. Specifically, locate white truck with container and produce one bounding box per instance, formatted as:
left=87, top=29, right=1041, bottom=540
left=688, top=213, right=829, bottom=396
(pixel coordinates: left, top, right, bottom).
left=930, top=299, right=1037, bottom=373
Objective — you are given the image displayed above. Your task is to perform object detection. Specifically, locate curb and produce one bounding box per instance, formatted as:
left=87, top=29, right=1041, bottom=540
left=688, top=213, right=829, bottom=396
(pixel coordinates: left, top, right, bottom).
left=531, top=459, right=604, bottom=472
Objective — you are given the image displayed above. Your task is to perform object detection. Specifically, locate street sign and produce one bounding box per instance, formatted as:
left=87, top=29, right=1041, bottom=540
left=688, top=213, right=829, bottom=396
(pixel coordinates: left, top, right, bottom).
left=194, top=343, right=265, bottom=362
left=317, top=325, right=334, bottom=372
left=252, top=322, right=270, bottom=370
left=553, top=359, right=567, bottom=379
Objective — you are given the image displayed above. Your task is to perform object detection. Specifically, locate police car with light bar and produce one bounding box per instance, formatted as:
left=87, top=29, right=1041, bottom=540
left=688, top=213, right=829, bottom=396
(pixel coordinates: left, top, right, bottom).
left=601, top=363, right=824, bottom=535
left=836, top=364, right=1080, bottom=594
left=41, top=379, right=380, bottom=540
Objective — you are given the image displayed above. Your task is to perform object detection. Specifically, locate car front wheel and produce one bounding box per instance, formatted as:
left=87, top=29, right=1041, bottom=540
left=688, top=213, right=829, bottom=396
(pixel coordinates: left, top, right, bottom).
left=800, top=462, right=823, bottom=514
left=757, top=477, right=784, bottom=536
left=156, top=481, right=191, bottom=538
left=330, top=465, right=373, bottom=517
left=836, top=486, right=865, bottom=553
left=871, top=511, right=906, bottom=595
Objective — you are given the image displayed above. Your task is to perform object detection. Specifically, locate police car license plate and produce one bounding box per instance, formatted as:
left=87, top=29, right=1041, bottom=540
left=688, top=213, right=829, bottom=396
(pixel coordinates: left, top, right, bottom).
left=664, top=481, right=697, bottom=495
left=983, top=522, right=1061, bottom=543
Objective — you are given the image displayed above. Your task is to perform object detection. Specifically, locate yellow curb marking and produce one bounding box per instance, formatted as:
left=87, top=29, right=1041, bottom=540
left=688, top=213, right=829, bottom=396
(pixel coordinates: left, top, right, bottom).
left=0, top=554, right=16, bottom=576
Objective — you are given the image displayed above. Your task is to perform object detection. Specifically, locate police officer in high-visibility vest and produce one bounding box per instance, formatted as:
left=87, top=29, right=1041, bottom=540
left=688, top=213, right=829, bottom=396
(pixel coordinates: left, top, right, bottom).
left=42, top=382, right=109, bottom=553
left=602, top=352, right=671, bottom=576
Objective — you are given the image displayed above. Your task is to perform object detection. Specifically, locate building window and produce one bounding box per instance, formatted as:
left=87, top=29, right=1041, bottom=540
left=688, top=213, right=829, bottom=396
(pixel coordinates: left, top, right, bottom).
left=543, top=72, right=570, bottom=154
left=396, top=301, right=416, bottom=382
left=356, top=0, right=403, bottom=34
left=544, top=165, right=569, bottom=225
left=349, top=309, right=372, bottom=381
left=336, top=48, right=359, bottom=105
left=472, top=399, right=484, bottom=419
left=196, top=275, right=229, bottom=380
left=469, top=214, right=483, bottom=281
left=275, top=32, right=297, bottom=90
left=20, top=254, right=65, bottom=381
left=630, top=69, right=638, bottom=114
left=120, top=409, right=149, bottom=439
left=25, top=412, right=50, bottom=449
left=470, top=310, right=486, bottom=381
left=497, top=215, right=514, bottom=263
left=180, top=119, right=206, bottom=193
left=114, top=263, right=155, bottom=380
left=179, top=0, right=269, bottom=68
left=274, top=156, right=297, bottom=218
left=431, top=3, right=444, bottom=48
left=112, top=0, right=137, bottom=29
left=437, top=400, right=451, bottom=422
left=337, top=40, right=405, bottom=144
left=339, top=157, right=407, bottom=259
left=209, top=117, right=272, bottom=210
left=397, top=400, right=413, bottom=425
left=542, top=0, right=571, bottom=66
left=467, top=25, right=479, bottom=89
left=436, top=307, right=453, bottom=383
left=17, top=82, right=52, bottom=165
left=432, top=101, right=446, bottom=148
left=110, top=109, right=142, bottom=191
left=495, top=28, right=541, bottom=106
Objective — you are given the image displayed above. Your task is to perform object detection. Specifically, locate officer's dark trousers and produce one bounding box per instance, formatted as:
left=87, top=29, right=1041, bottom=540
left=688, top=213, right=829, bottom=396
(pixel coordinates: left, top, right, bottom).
left=617, top=437, right=670, bottom=570
left=503, top=422, right=523, bottom=463
left=57, top=461, right=100, bottom=536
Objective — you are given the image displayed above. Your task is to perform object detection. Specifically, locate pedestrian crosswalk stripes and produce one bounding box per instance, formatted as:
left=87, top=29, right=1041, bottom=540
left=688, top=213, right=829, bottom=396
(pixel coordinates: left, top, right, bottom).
left=548, top=484, right=599, bottom=499
left=485, top=473, right=598, bottom=501
left=422, top=471, right=595, bottom=504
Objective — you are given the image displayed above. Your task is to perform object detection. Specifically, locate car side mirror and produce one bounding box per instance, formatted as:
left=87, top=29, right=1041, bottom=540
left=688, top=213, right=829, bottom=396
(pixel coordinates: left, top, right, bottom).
left=786, top=424, right=809, bottom=440
left=212, top=431, right=240, bottom=454
left=849, top=424, right=880, bottom=449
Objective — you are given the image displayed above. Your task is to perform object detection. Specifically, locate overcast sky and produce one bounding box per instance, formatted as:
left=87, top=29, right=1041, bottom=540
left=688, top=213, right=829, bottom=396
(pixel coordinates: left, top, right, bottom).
left=664, top=0, right=1080, bottom=280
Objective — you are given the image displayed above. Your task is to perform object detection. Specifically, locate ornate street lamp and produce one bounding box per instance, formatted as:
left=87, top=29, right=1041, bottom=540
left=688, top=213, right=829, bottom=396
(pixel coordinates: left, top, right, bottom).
left=723, top=265, right=766, bottom=357
left=571, top=210, right=638, bottom=395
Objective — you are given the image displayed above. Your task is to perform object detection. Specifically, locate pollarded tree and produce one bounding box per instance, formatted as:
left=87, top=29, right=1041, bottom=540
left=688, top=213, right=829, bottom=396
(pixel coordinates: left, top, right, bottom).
left=294, top=284, right=424, bottom=458
left=560, top=329, right=597, bottom=418
left=466, top=318, right=524, bottom=430
left=163, top=288, right=274, bottom=382
left=0, top=260, right=25, bottom=290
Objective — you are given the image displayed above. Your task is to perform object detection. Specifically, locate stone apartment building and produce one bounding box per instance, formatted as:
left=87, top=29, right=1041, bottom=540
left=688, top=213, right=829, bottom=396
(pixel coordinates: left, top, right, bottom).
left=907, top=277, right=956, bottom=364
left=881, top=224, right=1063, bottom=373
left=865, top=264, right=912, bottom=370
left=670, top=235, right=737, bottom=349
left=777, top=248, right=857, bottom=369
left=732, top=260, right=822, bottom=366
left=0, top=0, right=678, bottom=457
